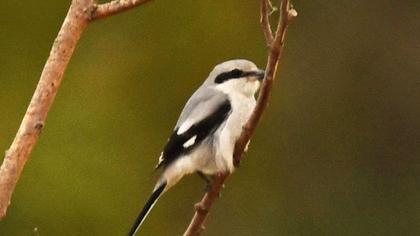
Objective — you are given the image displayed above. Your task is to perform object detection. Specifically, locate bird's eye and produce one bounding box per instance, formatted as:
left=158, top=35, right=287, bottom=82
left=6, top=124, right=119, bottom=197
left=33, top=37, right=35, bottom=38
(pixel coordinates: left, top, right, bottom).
left=230, top=69, right=242, bottom=77
left=214, top=69, right=243, bottom=84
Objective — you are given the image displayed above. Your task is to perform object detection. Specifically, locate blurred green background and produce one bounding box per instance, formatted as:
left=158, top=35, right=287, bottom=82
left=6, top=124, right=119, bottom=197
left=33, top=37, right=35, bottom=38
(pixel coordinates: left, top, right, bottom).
left=1, top=0, right=419, bottom=235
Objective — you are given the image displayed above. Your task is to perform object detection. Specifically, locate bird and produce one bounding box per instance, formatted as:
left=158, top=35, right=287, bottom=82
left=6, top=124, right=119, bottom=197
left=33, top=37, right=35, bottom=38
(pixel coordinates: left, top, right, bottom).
left=128, top=59, right=265, bottom=235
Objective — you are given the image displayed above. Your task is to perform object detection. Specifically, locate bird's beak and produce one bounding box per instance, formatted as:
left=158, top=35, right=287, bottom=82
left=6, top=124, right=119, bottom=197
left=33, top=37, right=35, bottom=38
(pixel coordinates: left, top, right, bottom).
left=244, top=69, right=265, bottom=81
left=255, top=69, right=265, bottom=81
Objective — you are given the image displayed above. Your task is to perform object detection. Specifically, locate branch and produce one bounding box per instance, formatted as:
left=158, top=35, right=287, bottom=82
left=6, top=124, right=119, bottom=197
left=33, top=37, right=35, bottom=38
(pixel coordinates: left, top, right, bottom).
left=183, top=173, right=229, bottom=236
left=0, top=0, right=92, bottom=219
left=91, top=0, right=153, bottom=20
left=183, top=1, right=297, bottom=235
left=260, top=0, right=273, bottom=45
left=0, top=0, right=151, bottom=220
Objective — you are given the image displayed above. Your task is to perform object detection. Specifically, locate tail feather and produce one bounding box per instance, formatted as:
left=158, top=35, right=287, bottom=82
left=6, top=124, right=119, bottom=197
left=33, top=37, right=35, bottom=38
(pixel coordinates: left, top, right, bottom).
left=128, top=182, right=167, bottom=236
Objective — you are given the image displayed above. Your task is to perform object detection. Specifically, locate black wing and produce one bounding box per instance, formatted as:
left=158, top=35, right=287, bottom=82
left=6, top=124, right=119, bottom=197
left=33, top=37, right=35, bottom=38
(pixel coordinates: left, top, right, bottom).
left=156, top=99, right=231, bottom=169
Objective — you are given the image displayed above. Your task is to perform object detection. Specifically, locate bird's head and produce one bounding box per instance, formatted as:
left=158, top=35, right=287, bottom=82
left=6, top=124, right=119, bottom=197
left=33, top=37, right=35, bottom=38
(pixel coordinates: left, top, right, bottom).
left=206, top=59, right=265, bottom=97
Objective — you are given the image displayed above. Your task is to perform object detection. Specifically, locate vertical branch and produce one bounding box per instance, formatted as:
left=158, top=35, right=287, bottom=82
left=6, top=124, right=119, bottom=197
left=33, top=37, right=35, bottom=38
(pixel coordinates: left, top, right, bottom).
left=0, top=0, right=153, bottom=220
left=184, top=0, right=297, bottom=235
left=233, top=0, right=297, bottom=167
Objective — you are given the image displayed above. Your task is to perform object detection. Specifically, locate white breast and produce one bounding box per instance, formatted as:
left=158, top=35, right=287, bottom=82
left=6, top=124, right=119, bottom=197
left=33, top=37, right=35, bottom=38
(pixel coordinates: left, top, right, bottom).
left=215, top=92, right=256, bottom=173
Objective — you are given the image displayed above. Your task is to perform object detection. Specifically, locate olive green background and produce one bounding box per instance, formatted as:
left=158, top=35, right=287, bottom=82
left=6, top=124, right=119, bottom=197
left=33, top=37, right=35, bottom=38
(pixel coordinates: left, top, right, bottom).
left=1, top=0, right=419, bottom=235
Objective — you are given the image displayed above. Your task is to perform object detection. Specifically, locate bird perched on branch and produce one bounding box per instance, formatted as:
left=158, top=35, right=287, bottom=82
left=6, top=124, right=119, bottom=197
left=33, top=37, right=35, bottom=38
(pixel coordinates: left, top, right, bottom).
left=128, top=59, right=265, bottom=235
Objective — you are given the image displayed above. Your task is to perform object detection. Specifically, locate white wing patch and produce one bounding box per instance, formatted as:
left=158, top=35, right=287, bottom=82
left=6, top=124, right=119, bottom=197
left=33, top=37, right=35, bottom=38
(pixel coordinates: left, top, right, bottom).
left=156, top=152, right=164, bottom=168
left=177, top=120, right=193, bottom=135
left=158, top=152, right=164, bottom=162
left=183, top=135, right=197, bottom=148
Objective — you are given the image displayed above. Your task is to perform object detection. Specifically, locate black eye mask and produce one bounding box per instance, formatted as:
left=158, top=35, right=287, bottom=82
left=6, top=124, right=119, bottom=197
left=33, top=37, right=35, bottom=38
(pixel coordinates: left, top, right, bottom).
left=214, top=69, right=265, bottom=84
left=214, top=69, right=243, bottom=84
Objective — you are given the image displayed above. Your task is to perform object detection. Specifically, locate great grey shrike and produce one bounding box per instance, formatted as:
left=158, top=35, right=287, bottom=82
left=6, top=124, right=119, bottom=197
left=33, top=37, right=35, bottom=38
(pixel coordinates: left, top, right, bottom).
left=128, top=59, right=265, bottom=235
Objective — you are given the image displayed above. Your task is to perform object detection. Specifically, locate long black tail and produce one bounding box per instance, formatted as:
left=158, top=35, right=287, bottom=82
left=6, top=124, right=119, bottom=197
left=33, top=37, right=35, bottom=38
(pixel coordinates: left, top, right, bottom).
left=128, top=182, right=167, bottom=236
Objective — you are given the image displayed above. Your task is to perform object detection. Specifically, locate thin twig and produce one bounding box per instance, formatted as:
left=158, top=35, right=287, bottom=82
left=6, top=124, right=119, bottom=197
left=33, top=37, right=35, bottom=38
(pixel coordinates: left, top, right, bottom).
left=91, top=0, right=153, bottom=20
left=260, top=0, right=274, bottom=45
left=183, top=0, right=297, bottom=235
left=0, top=0, right=152, bottom=220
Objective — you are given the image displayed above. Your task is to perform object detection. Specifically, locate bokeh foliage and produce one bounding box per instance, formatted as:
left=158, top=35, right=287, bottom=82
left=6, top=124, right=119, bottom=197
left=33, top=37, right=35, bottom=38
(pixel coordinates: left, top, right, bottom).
left=0, top=0, right=419, bottom=235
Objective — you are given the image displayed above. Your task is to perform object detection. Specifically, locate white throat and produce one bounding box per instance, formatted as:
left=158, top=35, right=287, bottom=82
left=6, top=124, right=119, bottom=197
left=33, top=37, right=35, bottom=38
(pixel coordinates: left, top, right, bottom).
left=214, top=80, right=260, bottom=98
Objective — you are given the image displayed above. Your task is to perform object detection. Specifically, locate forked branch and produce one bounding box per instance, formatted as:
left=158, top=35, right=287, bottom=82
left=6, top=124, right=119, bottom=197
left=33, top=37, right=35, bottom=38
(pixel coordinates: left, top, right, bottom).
left=183, top=0, right=297, bottom=235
